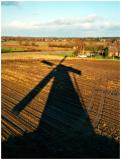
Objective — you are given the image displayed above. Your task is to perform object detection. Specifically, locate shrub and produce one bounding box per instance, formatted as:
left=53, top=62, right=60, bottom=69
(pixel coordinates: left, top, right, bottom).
left=1, top=48, right=13, bottom=53
left=73, top=50, right=79, bottom=56
left=103, top=47, right=109, bottom=57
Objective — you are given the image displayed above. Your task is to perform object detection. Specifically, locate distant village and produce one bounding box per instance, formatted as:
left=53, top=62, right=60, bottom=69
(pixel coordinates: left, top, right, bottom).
left=1, top=36, right=120, bottom=57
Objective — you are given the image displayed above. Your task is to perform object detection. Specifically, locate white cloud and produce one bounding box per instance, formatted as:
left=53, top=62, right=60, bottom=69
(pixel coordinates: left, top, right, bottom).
left=7, top=19, right=95, bottom=30
left=82, top=13, right=97, bottom=22
left=8, top=21, right=38, bottom=29
left=100, top=22, right=120, bottom=30
left=5, top=14, right=120, bottom=32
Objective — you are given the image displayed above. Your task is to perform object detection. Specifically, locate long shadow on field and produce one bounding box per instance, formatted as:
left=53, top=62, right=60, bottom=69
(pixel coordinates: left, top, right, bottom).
left=2, top=56, right=119, bottom=158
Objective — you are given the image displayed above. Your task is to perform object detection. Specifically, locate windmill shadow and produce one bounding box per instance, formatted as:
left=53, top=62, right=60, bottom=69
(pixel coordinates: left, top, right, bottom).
left=2, top=56, right=119, bottom=158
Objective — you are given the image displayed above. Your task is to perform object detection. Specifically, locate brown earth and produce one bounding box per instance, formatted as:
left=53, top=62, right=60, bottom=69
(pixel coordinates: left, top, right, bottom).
left=2, top=56, right=120, bottom=158
left=2, top=40, right=72, bottom=52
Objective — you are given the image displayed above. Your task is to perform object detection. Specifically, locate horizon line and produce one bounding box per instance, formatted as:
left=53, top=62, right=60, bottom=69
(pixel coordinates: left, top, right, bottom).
left=2, top=35, right=120, bottom=38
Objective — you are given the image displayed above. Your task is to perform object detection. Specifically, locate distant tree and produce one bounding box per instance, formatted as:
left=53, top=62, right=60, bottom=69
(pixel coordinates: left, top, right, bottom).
left=32, top=42, right=36, bottom=46
left=73, top=49, right=79, bottom=57
left=103, top=47, right=109, bottom=57
left=73, top=39, right=85, bottom=56
left=18, top=40, right=23, bottom=46
left=22, top=40, right=31, bottom=46
left=111, top=39, right=116, bottom=43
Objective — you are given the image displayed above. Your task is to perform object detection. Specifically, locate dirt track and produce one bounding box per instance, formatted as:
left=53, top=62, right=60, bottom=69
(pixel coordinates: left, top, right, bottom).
left=2, top=57, right=120, bottom=158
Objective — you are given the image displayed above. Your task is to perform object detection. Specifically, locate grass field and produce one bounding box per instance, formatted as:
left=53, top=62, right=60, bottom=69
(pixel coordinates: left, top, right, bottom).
left=2, top=54, right=120, bottom=158
left=92, top=55, right=120, bottom=60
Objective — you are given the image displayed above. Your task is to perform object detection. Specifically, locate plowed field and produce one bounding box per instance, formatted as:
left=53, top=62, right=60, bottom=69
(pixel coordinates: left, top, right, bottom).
left=2, top=56, right=120, bottom=158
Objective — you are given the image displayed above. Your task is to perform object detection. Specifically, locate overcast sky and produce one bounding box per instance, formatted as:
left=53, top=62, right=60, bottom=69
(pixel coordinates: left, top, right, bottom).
left=1, top=1, right=120, bottom=37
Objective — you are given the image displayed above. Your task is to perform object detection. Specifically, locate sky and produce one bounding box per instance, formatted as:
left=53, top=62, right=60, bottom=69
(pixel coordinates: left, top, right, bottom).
left=1, top=1, right=120, bottom=37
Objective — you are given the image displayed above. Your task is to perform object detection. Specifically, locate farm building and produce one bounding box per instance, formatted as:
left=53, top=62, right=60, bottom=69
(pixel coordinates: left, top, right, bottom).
left=108, top=45, right=119, bottom=57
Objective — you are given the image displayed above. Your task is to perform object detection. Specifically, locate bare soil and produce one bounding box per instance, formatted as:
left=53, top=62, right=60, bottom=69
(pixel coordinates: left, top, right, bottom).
left=2, top=56, right=120, bottom=158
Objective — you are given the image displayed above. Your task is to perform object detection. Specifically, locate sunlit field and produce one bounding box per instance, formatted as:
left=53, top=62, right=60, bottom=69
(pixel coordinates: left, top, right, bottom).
left=2, top=53, right=119, bottom=158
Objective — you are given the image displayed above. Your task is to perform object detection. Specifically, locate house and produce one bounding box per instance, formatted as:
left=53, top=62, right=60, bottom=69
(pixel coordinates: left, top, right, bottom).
left=108, top=45, right=119, bottom=57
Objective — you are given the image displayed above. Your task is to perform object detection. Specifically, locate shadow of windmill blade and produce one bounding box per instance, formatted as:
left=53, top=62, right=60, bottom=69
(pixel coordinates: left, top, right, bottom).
left=41, top=60, right=54, bottom=66
left=11, top=70, right=54, bottom=115
left=12, top=57, right=67, bottom=115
